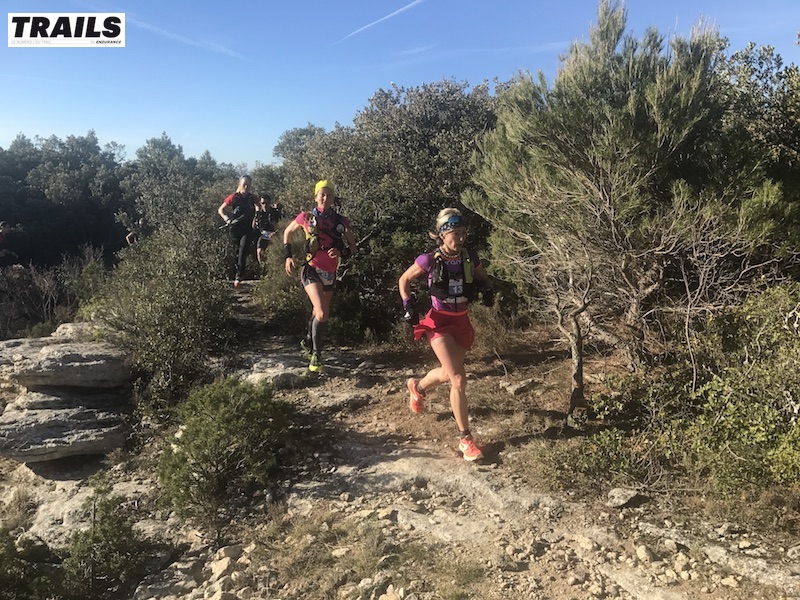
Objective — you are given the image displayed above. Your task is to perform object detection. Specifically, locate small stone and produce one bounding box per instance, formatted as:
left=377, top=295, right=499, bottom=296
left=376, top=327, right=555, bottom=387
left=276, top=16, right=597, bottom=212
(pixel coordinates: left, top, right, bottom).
left=573, top=535, right=597, bottom=551
left=636, top=544, right=654, bottom=563
left=566, top=574, right=583, bottom=586
left=606, top=488, right=644, bottom=508
left=663, top=538, right=678, bottom=553
left=209, top=557, right=234, bottom=581
left=214, top=545, right=243, bottom=560
left=500, top=378, right=537, bottom=395
left=377, top=508, right=398, bottom=522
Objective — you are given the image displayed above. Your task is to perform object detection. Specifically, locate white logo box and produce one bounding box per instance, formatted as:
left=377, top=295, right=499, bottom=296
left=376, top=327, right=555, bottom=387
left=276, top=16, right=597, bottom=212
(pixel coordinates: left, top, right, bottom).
left=8, top=13, right=125, bottom=47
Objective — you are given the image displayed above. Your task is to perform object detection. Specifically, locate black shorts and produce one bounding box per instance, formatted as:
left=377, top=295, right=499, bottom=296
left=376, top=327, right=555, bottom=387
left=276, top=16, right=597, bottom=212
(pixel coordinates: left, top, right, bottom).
left=301, top=264, right=336, bottom=292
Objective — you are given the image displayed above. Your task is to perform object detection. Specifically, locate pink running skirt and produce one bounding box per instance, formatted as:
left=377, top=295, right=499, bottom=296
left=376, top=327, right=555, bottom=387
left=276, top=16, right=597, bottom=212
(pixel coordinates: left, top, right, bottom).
left=413, top=309, right=475, bottom=351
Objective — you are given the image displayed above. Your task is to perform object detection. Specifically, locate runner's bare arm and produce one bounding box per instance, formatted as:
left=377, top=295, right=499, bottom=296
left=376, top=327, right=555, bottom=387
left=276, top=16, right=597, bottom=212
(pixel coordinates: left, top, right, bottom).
left=282, top=219, right=302, bottom=244
left=399, top=263, right=425, bottom=302
left=283, top=219, right=303, bottom=274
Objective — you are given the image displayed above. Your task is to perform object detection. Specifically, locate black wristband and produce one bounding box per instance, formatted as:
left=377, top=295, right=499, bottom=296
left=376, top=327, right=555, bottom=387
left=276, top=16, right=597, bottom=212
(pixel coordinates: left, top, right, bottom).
left=283, top=243, right=293, bottom=260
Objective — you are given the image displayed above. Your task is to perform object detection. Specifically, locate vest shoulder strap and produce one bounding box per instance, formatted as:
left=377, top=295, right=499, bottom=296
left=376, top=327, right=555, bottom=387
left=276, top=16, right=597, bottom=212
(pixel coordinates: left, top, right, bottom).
left=431, top=248, right=473, bottom=283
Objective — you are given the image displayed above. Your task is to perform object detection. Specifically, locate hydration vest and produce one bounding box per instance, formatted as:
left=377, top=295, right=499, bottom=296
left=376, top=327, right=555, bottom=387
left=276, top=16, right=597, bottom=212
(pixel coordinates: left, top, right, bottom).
left=229, top=192, right=256, bottom=226
left=303, top=210, right=346, bottom=263
left=429, top=248, right=475, bottom=302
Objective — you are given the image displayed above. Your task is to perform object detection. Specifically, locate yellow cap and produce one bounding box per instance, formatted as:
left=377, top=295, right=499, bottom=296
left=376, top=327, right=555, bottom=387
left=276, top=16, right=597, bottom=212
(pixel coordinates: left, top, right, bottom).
left=314, top=180, right=335, bottom=196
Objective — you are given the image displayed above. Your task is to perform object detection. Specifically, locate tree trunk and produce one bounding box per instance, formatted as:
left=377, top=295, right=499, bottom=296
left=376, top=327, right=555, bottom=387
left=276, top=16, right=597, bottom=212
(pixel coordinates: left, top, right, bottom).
left=567, top=310, right=586, bottom=412
left=557, top=307, right=587, bottom=413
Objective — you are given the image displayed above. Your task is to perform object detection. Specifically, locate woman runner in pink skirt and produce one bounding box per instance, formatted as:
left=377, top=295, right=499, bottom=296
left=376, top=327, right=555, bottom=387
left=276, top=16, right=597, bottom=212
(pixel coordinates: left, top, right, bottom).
left=398, top=208, right=494, bottom=461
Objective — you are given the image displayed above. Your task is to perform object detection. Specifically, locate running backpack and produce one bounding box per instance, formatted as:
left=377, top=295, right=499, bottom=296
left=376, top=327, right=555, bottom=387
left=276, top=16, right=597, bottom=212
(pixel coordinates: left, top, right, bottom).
left=429, top=248, right=476, bottom=301
left=230, top=193, right=256, bottom=224
left=303, top=211, right=345, bottom=263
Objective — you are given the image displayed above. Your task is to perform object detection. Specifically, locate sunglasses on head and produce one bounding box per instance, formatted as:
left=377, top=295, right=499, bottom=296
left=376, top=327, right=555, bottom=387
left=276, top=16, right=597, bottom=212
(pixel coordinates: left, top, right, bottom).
left=439, top=216, right=466, bottom=233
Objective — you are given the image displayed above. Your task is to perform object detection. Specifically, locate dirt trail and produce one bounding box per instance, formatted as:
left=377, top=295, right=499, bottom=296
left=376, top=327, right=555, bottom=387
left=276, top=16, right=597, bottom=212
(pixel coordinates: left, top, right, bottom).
left=225, top=281, right=800, bottom=599
left=2, top=283, right=798, bottom=599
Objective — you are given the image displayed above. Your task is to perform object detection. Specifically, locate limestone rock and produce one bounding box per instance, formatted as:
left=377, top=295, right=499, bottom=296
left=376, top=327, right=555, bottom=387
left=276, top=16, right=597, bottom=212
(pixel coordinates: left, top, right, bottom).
left=500, top=378, right=538, bottom=396
left=0, top=337, right=130, bottom=389
left=606, top=487, right=646, bottom=508
left=0, top=389, right=130, bottom=461
left=49, top=322, right=97, bottom=341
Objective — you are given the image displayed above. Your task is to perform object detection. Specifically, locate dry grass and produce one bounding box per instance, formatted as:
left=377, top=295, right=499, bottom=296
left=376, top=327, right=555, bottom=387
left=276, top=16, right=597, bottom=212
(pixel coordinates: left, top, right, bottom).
left=1, top=485, right=37, bottom=532
left=238, top=488, right=497, bottom=599
left=247, top=502, right=449, bottom=597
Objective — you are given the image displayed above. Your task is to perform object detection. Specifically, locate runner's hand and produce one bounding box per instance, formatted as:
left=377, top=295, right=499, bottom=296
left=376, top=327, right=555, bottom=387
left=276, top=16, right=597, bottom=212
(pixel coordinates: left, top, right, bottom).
left=403, top=296, right=419, bottom=326
left=285, top=257, right=295, bottom=275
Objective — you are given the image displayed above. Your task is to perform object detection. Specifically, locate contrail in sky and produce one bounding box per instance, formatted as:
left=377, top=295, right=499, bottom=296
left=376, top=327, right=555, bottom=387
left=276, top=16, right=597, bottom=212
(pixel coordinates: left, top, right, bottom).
left=127, top=16, right=254, bottom=63
left=71, top=0, right=253, bottom=61
left=335, top=0, right=426, bottom=44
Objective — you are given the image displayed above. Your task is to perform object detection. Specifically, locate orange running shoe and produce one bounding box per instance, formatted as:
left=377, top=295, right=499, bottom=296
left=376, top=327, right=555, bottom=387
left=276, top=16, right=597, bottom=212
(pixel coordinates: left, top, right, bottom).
left=407, top=378, right=425, bottom=414
left=458, top=436, right=484, bottom=462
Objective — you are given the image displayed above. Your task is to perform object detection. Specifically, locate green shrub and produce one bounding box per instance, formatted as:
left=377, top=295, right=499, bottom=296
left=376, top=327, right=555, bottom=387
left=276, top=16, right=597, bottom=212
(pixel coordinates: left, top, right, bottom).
left=58, top=244, right=108, bottom=308
left=768, top=424, right=800, bottom=484
left=60, top=477, right=148, bottom=600
left=590, top=283, right=800, bottom=495
left=94, top=229, right=231, bottom=408
left=23, top=321, right=57, bottom=338
left=0, top=247, right=109, bottom=341
left=250, top=237, right=308, bottom=336
left=0, top=264, right=61, bottom=340
left=0, top=526, right=40, bottom=600
left=158, top=378, right=291, bottom=540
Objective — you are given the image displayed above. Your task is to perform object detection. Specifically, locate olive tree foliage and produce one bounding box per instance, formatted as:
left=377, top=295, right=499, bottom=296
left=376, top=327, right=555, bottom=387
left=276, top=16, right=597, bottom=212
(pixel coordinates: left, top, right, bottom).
left=119, top=134, right=235, bottom=235
left=264, top=81, right=497, bottom=336
left=28, top=131, right=124, bottom=208
left=464, top=1, right=795, bottom=404
left=720, top=44, right=800, bottom=172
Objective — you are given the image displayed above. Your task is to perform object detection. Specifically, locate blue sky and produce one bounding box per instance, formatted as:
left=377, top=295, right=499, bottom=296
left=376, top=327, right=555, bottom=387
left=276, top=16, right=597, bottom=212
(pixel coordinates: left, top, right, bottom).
left=2, top=0, right=798, bottom=169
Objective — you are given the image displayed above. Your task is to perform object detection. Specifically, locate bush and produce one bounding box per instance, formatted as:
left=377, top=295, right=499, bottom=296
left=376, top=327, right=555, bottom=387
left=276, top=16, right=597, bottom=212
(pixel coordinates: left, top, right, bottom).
left=250, top=236, right=309, bottom=336
left=0, top=526, right=42, bottom=600
left=60, top=477, right=149, bottom=600
left=58, top=244, right=107, bottom=309
left=158, top=378, right=291, bottom=541
left=93, top=229, right=231, bottom=408
left=0, top=246, right=108, bottom=341
left=589, top=283, right=800, bottom=495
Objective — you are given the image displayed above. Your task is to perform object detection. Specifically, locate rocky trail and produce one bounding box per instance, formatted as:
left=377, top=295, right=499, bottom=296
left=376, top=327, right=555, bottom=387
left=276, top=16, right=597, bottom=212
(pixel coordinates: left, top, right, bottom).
left=2, top=281, right=800, bottom=599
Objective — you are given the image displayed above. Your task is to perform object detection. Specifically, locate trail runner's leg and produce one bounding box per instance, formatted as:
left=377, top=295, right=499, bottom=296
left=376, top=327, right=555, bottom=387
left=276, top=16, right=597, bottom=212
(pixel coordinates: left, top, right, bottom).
left=428, top=334, right=469, bottom=433
left=303, top=280, right=333, bottom=354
